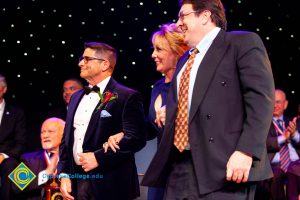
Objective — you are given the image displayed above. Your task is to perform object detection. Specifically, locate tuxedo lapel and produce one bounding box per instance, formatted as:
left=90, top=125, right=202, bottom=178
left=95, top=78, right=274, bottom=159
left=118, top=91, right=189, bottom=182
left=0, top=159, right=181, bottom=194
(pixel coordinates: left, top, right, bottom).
left=83, top=78, right=117, bottom=145
left=189, top=30, right=228, bottom=123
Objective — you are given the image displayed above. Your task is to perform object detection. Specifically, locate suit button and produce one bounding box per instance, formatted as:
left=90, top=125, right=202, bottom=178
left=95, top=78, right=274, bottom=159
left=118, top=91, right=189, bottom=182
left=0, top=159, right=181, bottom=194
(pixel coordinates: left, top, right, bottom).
left=206, top=114, right=212, bottom=120
left=221, top=81, right=227, bottom=86
left=209, top=137, right=214, bottom=143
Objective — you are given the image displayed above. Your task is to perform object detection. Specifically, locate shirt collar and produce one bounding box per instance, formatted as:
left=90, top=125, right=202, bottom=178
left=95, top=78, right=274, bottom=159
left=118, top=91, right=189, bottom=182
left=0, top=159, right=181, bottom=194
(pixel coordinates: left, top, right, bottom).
left=195, top=27, right=221, bottom=55
left=89, top=76, right=111, bottom=94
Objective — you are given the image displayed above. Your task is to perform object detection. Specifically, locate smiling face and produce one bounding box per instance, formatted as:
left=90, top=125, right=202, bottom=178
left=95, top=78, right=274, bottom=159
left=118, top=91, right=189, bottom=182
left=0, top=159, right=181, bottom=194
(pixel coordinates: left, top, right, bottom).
left=41, top=118, right=65, bottom=152
left=151, top=37, right=178, bottom=75
left=273, top=90, right=288, bottom=118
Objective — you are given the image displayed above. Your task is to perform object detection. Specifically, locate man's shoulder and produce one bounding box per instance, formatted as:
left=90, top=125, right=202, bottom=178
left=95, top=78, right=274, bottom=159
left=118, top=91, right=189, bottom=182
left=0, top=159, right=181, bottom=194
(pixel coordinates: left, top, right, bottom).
left=21, top=150, right=44, bottom=162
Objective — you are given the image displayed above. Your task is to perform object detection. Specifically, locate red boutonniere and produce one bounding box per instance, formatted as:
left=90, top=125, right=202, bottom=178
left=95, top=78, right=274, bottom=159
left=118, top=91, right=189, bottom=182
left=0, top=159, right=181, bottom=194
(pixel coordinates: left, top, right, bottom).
left=97, top=90, right=118, bottom=110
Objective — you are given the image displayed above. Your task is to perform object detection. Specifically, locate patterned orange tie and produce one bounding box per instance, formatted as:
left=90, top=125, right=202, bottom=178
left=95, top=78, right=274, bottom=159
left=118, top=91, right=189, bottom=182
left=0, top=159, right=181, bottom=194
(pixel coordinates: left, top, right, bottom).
left=174, top=48, right=199, bottom=152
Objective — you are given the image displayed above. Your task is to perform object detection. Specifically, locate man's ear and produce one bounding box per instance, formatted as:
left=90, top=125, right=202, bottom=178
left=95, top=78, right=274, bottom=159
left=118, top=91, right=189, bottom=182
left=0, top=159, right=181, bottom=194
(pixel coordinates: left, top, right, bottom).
left=101, top=60, right=111, bottom=72
left=3, top=86, right=7, bottom=94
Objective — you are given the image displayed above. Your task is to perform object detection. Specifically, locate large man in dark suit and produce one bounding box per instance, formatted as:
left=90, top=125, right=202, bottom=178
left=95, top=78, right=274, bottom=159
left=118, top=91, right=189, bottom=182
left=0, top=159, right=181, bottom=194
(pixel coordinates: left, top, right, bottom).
left=58, top=42, right=146, bottom=200
left=0, top=74, right=27, bottom=200
left=142, top=0, right=275, bottom=199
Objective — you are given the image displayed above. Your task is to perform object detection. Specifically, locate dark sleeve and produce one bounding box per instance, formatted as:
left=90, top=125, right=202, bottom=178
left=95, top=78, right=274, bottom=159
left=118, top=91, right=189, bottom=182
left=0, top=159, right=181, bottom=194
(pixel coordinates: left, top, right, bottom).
left=5, top=108, right=27, bottom=158
left=94, top=91, right=146, bottom=171
left=235, top=32, right=275, bottom=160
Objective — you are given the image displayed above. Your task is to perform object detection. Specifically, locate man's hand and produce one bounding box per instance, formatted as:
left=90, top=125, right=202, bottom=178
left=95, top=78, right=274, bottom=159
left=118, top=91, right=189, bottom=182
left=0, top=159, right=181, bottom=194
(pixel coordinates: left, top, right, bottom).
left=226, top=151, right=253, bottom=183
left=155, top=105, right=166, bottom=128
left=60, top=177, right=74, bottom=200
left=0, top=154, right=5, bottom=164
left=103, top=132, right=124, bottom=153
left=78, top=152, right=99, bottom=172
left=45, top=151, right=59, bottom=175
left=287, top=117, right=298, bottom=137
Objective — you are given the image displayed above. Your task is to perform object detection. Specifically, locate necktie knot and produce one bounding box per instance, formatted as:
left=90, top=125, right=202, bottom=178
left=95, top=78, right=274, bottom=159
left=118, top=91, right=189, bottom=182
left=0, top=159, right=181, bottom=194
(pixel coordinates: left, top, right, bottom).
left=276, top=119, right=284, bottom=131
left=84, top=85, right=100, bottom=95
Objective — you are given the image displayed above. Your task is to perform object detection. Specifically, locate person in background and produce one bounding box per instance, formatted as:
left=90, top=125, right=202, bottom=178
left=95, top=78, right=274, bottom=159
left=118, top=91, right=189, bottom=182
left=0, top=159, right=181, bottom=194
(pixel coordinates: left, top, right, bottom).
left=142, top=0, right=275, bottom=199
left=58, top=42, right=146, bottom=200
left=0, top=73, right=27, bottom=200
left=15, top=117, right=65, bottom=200
left=103, top=23, right=189, bottom=200
left=46, top=78, right=83, bottom=120
left=260, top=89, right=299, bottom=200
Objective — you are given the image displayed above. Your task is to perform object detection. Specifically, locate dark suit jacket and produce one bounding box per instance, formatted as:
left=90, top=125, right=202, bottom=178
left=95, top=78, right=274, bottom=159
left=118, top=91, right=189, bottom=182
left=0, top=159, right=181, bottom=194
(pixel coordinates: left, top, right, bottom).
left=142, top=30, right=275, bottom=195
left=266, top=116, right=300, bottom=162
left=13, top=151, right=46, bottom=200
left=0, top=103, right=27, bottom=158
left=58, top=78, right=146, bottom=200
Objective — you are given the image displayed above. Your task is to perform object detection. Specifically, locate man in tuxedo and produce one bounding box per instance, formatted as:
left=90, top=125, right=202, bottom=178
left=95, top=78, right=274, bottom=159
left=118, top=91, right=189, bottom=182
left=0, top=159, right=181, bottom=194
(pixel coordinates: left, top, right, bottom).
left=0, top=73, right=27, bottom=199
left=46, top=78, right=83, bottom=120
left=58, top=42, right=146, bottom=200
left=15, top=117, right=65, bottom=200
left=264, top=89, right=299, bottom=200
left=142, top=0, right=275, bottom=199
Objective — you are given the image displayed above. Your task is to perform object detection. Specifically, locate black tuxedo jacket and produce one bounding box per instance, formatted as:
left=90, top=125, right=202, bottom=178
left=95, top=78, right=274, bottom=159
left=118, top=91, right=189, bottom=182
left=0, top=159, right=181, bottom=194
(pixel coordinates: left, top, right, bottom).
left=58, top=78, right=146, bottom=200
left=0, top=103, right=27, bottom=158
left=267, top=116, right=300, bottom=162
left=142, top=30, right=275, bottom=194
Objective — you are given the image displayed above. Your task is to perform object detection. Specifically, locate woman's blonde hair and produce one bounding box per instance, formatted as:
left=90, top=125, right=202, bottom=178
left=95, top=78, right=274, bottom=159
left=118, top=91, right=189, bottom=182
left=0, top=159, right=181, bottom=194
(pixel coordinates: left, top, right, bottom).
left=152, top=23, right=189, bottom=57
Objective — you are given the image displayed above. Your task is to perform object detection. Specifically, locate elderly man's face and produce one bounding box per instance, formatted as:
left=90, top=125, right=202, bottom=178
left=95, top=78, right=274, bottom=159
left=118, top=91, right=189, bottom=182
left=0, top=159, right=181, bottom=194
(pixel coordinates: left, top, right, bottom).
left=40, top=121, right=63, bottom=152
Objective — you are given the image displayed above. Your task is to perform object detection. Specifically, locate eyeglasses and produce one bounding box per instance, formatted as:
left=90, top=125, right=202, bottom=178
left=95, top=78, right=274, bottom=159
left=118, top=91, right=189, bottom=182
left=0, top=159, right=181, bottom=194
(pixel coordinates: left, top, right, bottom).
left=178, top=10, right=201, bottom=21
left=79, top=56, right=105, bottom=64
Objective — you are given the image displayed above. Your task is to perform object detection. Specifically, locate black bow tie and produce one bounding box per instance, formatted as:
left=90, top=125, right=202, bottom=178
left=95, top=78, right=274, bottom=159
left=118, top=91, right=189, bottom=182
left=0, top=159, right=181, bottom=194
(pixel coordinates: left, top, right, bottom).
left=84, top=85, right=100, bottom=95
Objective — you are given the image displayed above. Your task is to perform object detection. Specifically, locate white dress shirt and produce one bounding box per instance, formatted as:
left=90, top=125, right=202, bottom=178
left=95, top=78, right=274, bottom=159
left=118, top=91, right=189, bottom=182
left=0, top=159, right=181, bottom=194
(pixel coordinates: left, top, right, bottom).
left=73, top=76, right=111, bottom=165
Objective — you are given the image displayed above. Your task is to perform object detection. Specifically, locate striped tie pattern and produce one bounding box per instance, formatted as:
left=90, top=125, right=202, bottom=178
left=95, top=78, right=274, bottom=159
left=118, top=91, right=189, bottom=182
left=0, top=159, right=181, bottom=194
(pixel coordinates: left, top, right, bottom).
left=174, top=48, right=199, bottom=152
left=277, top=119, right=291, bottom=172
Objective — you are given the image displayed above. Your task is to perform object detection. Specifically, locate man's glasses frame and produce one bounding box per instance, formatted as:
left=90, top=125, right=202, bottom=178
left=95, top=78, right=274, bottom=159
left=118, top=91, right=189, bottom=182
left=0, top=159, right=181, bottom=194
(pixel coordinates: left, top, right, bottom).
left=79, top=56, right=106, bottom=64
left=178, top=10, right=201, bottom=21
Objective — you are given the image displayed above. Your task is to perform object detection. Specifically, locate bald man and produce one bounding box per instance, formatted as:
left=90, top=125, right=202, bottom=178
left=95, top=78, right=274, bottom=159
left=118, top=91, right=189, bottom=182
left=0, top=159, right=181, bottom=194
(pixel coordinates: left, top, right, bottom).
left=16, top=118, right=65, bottom=200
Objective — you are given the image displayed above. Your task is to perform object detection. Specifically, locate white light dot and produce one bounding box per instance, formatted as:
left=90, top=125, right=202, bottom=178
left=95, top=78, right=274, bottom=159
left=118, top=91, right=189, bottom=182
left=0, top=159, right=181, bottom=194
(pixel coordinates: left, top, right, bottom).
left=267, top=16, right=271, bottom=20
left=51, top=55, right=55, bottom=58
left=149, top=12, right=152, bottom=15
left=3, top=8, right=5, bottom=11
left=120, top=20, right=124, bottom=24
left=24, top=52, right=28, bottom=56
left=88, top=8, right=92, bottom=12
left=53, top=9, right=56, bottom=13
left=42, top=25, right=46, bottom=28
left=11, top=24, right=14, bottom=28
left=132, top=61, right=136, bottom=65
left=33, top=68, right=37, bottom=71
left=81, top=21, right=85, bottom=25
left=17, top=74, right=21, bottom=78
left=45, top=71, right=49, bottom=74
left=238, top=23, right=242, bottom=27
left=143, top=28, right=147, bottom=31
left=266, top=37, right=270, bottom=40
left=41, top=10, right=44, bottom=14
left=37, top=47, right=40, bottom=50
left=17, top=40, right=20, bottom=44
left=100, top=21, right=104, bottom=25
left=127, top=5, right=130, bottom=8
left=70, top=54, right=74, bottom=57
left=30, top=34, right=33, bottom=37
left=68, top=14, right=72, bottom=18
left=288, top=73, right=292, bottom=77
left=29, top=82, right=33, bottom=86
left=140, top=2, right=143, bottom=5
left=256, top=28, right=260, bottom=32
left=28, top=19, right=32, bottom=23
left=2, top=39, right=5, bottom=42
left=62, top=41, right=66, bottom=44
left=151, top=85, right=154, bottom=89
left=17, top=6, right=21, bottom=10
left=119, top=49, right=123, bottom=53
left=158, top=1, right=161, bottom=3
left=111, top=8, right=115, bottom=11
left=102, top=1, right=106, bottom=4
left=291, top=91, right=295, bottom=94
left=135, top=18, right=138, bottom=21
left=113, top=33, right=117, bottom=36
left=41, top=90, right=45, bottom=94
left=249, top=12, right=252, bottom=16
left=163, top=11, right=167, bottom=14
left=7, top=59, right=11, bottom=63
left=129, top=36, right=132, bottom=40
left=123, top=76, right=127, bottom=79
left=58, top=24, right=62, bottom=28
left=279, top=28, right=282, bottom=31
left=138, top=49, right=142, bottom=52
left=291, top=35, right=294, bottom=38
